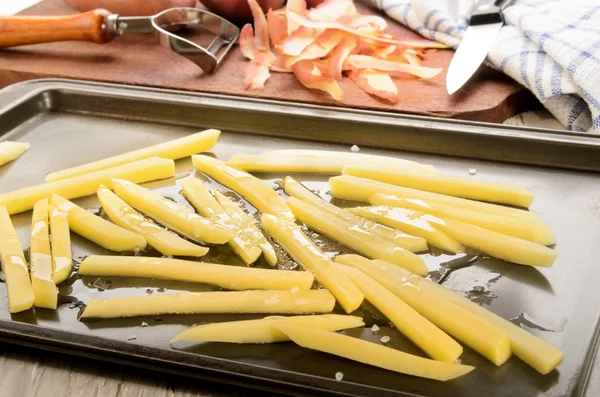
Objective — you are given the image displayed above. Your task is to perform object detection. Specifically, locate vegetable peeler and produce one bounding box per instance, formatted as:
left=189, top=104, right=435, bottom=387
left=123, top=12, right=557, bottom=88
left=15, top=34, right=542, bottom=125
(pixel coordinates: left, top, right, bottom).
left=0, top=8, right=240, bottom=73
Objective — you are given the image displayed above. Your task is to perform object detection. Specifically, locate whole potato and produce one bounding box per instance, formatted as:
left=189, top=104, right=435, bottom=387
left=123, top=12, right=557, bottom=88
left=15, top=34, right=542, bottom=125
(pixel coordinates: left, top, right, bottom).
left=200, top=0, right=285, bottom=24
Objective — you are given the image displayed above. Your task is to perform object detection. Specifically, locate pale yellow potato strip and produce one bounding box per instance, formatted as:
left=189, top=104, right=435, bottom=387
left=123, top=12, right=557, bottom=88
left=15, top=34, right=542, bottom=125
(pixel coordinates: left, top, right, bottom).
left=46, top=129, right=220, bottom=182
left=276, top=325, right=474, bottom=381
left=215, top=192, right=277, bottom=266
left=260, top=149, right=435, bottom=172
left=29, top=199, right=57, bottom=310
left=416, top=276, right=564, bottom=375
left=79, top=255, right=314, bottom=291
left=437, top=219, right=557, bottom=267
left=0, top=205, right=34, bottom=313
left=284, top=177, right=427, bottom=253
left=112, top=179, right=235, bottom=244
left=329, top=175, right=538, bottom=221
left=48, top=204, right=72, bottom=285
left=97, top=185, right=208, bottom=257
left=288, top=197, right=427, bottom=275
left=0, top=157, right=174, bottom=215
left=171, top=314, right=364, bottom=343
left=337, top=264, right=461, bottom=363
left=261, top=213, right=364, bottom=313
left=349, top=206, right=463, bottom=253
left=192, top=155, right=294, bottom=221
left=80, top=290, right=336, bottom=319
left=50, top=194, right=146, bottom=252
left=335, top=255, right=511, bottom=366
left=370, top=194, right=555, bottom=246
left=180, top=178, right=261, bottom=265
left=0, top=141, right=29, bottom=166
left=343, top=164, right=534, bottom=208
left=227, top=151, right=434, bottom=174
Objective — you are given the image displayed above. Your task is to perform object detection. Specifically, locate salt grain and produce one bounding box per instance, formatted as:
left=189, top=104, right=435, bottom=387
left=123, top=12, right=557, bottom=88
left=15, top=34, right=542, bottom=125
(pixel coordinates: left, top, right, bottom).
left=335, top=372, right=344, bottom=381
left=291, top=286, right=300, bottom=293
left=371, top=324, right=380, bottom=333
left=469, top=168, right=477, bottom=175
left=141, top=322, right=148, bottom=327
left=380, top=336, right=390, bottom=344
left=350, top=145, right=360, bottom=152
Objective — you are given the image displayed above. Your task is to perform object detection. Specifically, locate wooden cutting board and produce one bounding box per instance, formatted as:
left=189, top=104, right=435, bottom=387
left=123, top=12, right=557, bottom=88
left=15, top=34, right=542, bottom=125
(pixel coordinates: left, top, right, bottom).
left=0, top=0, right=538, bottom=122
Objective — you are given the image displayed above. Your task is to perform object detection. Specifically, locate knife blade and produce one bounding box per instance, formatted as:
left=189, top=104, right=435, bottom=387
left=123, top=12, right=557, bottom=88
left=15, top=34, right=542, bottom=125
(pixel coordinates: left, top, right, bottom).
left=446, top=0, right=510, bottom=95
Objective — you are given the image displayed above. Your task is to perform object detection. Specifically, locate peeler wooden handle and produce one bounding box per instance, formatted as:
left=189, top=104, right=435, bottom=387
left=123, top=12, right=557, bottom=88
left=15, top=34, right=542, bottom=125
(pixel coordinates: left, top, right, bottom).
left=0, top=9, right=114, bottom=48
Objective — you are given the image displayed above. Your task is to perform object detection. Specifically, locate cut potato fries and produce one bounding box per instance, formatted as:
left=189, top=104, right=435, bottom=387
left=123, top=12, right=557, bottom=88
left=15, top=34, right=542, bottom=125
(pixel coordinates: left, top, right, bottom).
left=81, top=290, right=336, bottom=319
left=171, top=314, right=364, bottom=343
left=337, top=264, right=462, bottom=363
left=112, top=179, right=235, bottom=244
left=97, top=185, right=208, bottom=257
left=336, top=255, right=511, bottom=366
left=48, top=204, right=72, bottom=285
left=415, top=277, right=564, bottom=374
left=0, top=157, right=174, bottom=215
left=79, top=256, right=314, bottom=291
left=329, top=175, right=538, bottom=221
left=261, top=213, right=364, bottom=313
left=343, top=165, right=534, bottom=208
left=288, top=197, right=427, bottom=275
left=438, top=219, right=557, bottom=267
left=29, top=199, right=57, bottom=310
left=0, top=141, right=29, bottom=167
left=227, top=150, right=434, bottom=174
left=284, top=177, right=427, bottom=253
left=192, top=155, right=294, bottom=221
left=180, top=178, right=261, bottom=265
left=370, top=194, right=555, bottom=246
left=0, top=205, right=35, bottom=313
left=50, top=194, right=147, bottom=252
left=276, top=325, right=475, bottom=381
left=46, top=129, right=220, bottom=182
left=215, top=191, right=278, bottom=266
left=349, top=206, right=463, bottom=253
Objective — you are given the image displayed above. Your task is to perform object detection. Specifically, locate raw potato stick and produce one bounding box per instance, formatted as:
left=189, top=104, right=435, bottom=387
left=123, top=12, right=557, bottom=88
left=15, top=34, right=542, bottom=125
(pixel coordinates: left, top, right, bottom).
left=437, top=219, right=557, bottom=267
left=45, top=129, right=220, bottom=182
left=370, top=193, right=555, bottom=246
left=48, top=204, right=72, bottom=285
left=180, top=178, right=261, bottom=265
left=97, top=185, right=208, bottom=257
left=51, top=194, right=146, bottom=252
left=0, top=141, right=29, bottom=166
left=284, top=176, right=427, bottom=253
left=112, top=179, right=235, bottom=244
left=276, top=325, right=475, bottom=381
left=79, top=256, right=314, bottom=291
left=335, top=255, right=512, bottom=366
left=288, top=197, right=427, bottom=275
left=343, top=164, right=534, bottom=208
left=261, top=213, right=364, bottom=313
left=337, top=264, right=462, bottom=363
left=171, top=314, right=364, bottom=343
left=80, top=290, right=336, bottom=319
left=0, top=205, right=35, bottom=313
left=348, top=206, right=463, bottom=253
left=329, top=175, right=538, bottom=221
left=29, top=199, right=57, bottom=310
left=214, top=191, right=278, bottom=266
left=0, top=157, right=175, bottom=215
left=192, top=155, right=294, bottom=221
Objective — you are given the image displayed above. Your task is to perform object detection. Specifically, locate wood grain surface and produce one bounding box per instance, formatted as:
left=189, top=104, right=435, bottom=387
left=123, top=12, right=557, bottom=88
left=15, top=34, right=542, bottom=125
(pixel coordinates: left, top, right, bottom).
left=0, top=0, right=539, bottom=123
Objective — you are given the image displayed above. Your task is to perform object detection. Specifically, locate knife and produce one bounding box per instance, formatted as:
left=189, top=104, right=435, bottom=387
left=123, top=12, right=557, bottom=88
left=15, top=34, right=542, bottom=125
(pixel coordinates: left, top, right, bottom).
left=446, top=0, right=513, bottom=95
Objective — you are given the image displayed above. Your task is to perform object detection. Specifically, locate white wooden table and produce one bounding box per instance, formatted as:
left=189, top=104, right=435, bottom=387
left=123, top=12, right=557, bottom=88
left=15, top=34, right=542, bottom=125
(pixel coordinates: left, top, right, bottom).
left=0, top=2, right=570, bottom=396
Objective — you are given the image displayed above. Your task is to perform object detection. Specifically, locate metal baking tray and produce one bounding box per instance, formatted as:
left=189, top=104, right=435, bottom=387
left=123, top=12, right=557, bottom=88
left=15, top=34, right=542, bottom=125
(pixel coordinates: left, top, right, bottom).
left=1, top=79, right=600, bottom=397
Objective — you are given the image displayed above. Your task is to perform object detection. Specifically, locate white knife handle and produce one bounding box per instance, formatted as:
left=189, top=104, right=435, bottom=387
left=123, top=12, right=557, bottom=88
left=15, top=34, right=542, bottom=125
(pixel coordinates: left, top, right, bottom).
left=471, top=0, right=503, bottom=26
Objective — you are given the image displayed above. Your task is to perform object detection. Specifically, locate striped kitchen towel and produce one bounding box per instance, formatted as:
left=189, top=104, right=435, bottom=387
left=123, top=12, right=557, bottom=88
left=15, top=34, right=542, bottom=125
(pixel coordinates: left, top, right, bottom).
left=371, top=0, right=600, bottom=133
